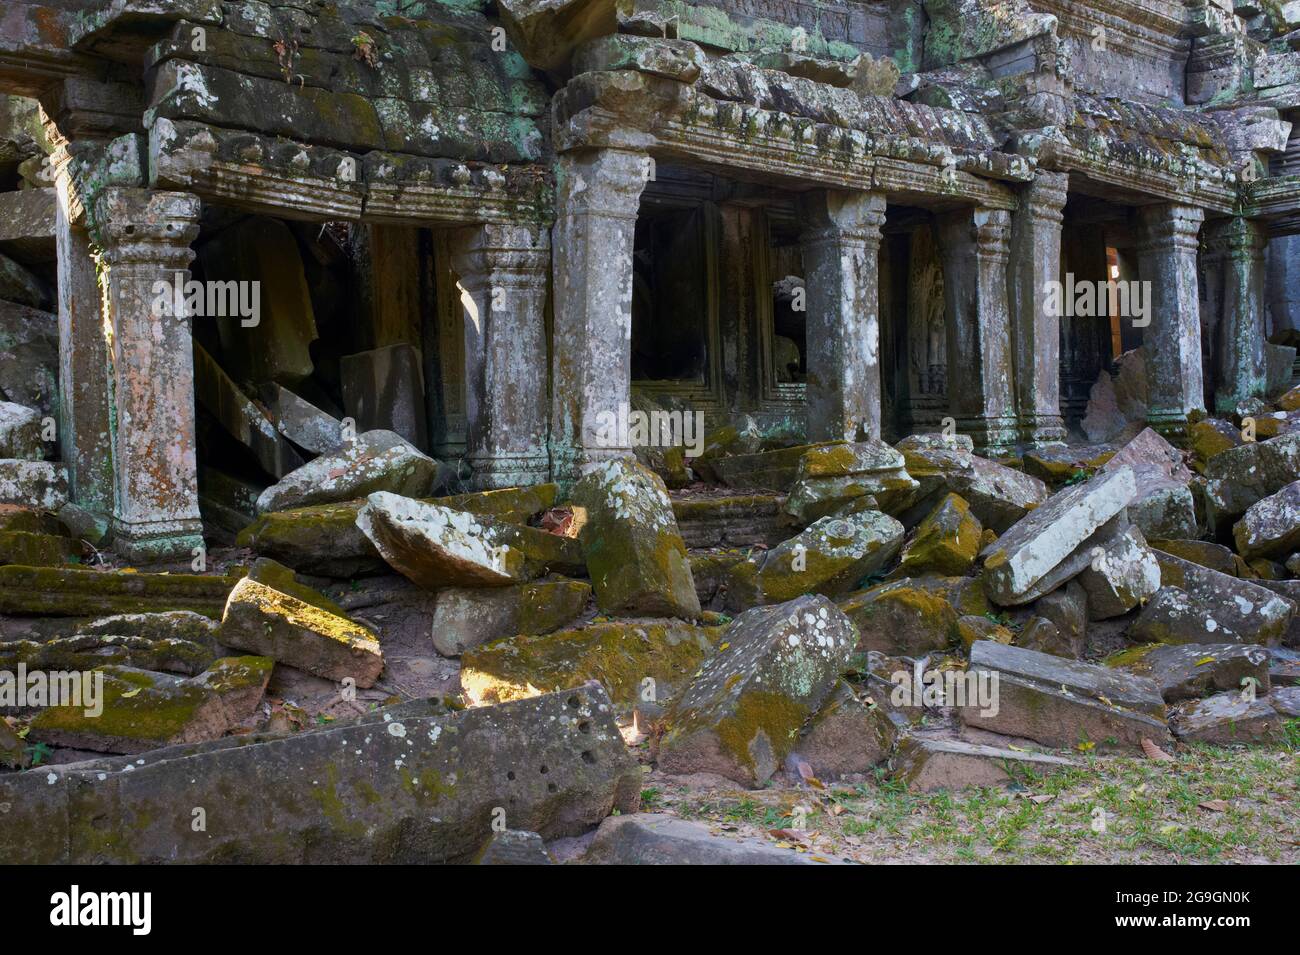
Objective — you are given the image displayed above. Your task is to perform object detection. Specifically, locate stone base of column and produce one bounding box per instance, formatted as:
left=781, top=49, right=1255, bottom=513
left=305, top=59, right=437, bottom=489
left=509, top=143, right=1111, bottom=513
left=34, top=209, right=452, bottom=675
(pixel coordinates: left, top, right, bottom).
left=959, top=415, right=1020, bottom=457
left=1145, top=409, right=1192, bottom=444
left=112, top=516, right=204, bottom=563
left=550, top=445, right=634, bottom=486
left=469, top=452, right=552, bottom=491
left=1018, top=415, right=1067, bottom=450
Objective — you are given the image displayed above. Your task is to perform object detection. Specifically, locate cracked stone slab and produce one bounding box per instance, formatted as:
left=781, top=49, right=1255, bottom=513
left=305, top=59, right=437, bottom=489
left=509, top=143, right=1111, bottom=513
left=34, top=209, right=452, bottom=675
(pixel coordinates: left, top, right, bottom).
left=1107, top=643, right=1271, bottom=702
left=892, top=736, right=1080, bottom=792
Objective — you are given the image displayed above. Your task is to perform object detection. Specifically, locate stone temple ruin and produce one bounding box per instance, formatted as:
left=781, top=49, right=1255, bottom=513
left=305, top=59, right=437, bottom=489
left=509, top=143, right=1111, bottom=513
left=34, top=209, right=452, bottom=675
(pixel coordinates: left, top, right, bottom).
left=0, top=0, right=1298, bottom=865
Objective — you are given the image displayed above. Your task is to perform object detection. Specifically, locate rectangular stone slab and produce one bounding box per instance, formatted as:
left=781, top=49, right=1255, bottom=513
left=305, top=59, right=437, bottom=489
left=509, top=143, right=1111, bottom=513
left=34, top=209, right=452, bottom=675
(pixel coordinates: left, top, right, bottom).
left=962, top=640, right=1170, bottom=751
left=0, top=687, right=639, bottom=864
left=0, top=565, right=236, bottom=617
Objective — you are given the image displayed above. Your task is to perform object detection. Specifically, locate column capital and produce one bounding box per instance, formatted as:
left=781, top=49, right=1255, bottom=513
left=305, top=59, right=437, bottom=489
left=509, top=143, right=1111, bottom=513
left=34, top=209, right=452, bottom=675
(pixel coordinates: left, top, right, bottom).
left=1137, top=203, right=1204, bottom=253
left=798, top=189, right=887, bottom=244
left=1204, top=215, right=1267, bottom=258
left=1020, top=170, right=1068, bottom=223
left=448, top=221, right=551, bottom=293
left=556, top=148, right=650, bottom=220
left=93, top=188, right=200, bottom=267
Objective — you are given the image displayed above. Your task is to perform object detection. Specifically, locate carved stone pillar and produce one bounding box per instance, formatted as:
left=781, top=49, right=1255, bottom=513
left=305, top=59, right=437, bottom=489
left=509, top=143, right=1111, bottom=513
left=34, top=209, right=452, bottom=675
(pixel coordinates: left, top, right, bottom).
left=1009, top=171, right=1067, bottom=447
left=93, top=187, right=203, bottom=561
left=51, top=143, right=115, bottom=520
left=936, top=206, right=1018, bottom=454
left=550, top=148, right=648, bottom=482
left=1137, top=203, right=1205, bottom=436
left=448, top=222, right=551, bottom=489
left=799, top=189, right=887, bottom=442
left=1206, top=216, right=1268, bottom=412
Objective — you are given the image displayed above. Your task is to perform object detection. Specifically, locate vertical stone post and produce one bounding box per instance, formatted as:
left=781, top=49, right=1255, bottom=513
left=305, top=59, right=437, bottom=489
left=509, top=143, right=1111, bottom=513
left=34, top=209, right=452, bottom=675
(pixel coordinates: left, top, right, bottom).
left=93, top=187, right=204, bottom=561
left=1206, top=216, right=1268, bottom=412
left=935, top=206, right=1018, bottom=454
left=1009, top=171, right=1067, bottom=447
left=550, top=148, right=648, bottom=482
left=50, top=144, right=115, bottom=519
left=1136, top=203, right=1205, bottom=436
left=798, top=189, right=887, bottom=442
left=448, top=222, right=551, bottom=489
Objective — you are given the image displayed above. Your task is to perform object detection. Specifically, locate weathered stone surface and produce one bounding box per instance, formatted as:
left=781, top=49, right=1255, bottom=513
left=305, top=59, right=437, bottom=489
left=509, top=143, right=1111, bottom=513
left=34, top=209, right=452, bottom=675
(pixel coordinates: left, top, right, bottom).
left=782, top=440, right=917, bottom=524
left=672, top=494, right=786, bottom=549
left=1188, top=418, right=1243, bottom=472
left=1204, top=432, right=1300, bottom=526
left=574, top=35, right=706, bottom=82
left=1082, top=348, right=1147, bottom=443
left=659, top=595, right=857, bottom=787
left=896, top=492, right=983, bottom=577
left=961, top=641, right=1170, bottom=751
left=194, top=343, right=304, bottom=479
left=893, top=737, right=1079, bottom=792
left=838, top=580, right=958, bottom=655
left=1076, top=524, right=1161, bottom=619
left=0, top=632, right=217, bottom=679
left=1108, top=643, right=1271, bottom=702
left=357, top=492, right=526, bottom=589
left=713, top=443, right=822, bottom=491
left=28, top=657, right=272, bottom=755
left=258, top=383, right=345, bottom=456
left=1021, top=444, right=1114, bottom=484
left=571, top=459, right=698, bottom=618
left=1148, top=538, right=1241, bottom=577
left=1151, top=551, right=1295, bottom=645
left=0, top=401, right=43, bottom=459
left=0, top=566, right=233, bottom=617
left=982, top=466, right=1136, bottom=606
left=1034, top=579, right=1088, bottom=650
left=0, top=300, right=56, bottom=420
left=1097, top=428, right=1196, bottom=539
left=220, top=575, right=383, bottom=687
left=898, top=439, right=1049, bottom=533
left=462, top=619, right=724, bottom=713
left=0, top=460, right=67, bottom=511
left=726, top=509, right=903, bottom=609
left=498, top=0, right=621, bottom=72
left=0, top=687, right=639, bottom=863
left=0, top=529, right=78, bottom=567
left=473, top=830, right=553, bottom=865
left=256, top=430, right=441, bottom=514
left=580, top=813, right=841, bottom=865
left=1233, top=480, right=1300, bottom=558
left=796, top=680, right=896, bottom=779
left=1169, top=691, right=1291, bottom=744
left=1015, top=614, right=1083, bottom=659
left=956, top=614, right=1014, bottom=650
left=430, top=580, right=591, bottom=656
left=340, top=344, right=429, bottom=453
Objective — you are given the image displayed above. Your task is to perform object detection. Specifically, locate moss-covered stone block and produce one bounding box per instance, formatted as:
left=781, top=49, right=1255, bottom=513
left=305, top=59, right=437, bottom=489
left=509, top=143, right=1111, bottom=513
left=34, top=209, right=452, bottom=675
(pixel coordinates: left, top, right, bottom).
left=896, top=492, right=982, bottom=577
left=0, top=566, right=236, bottom=618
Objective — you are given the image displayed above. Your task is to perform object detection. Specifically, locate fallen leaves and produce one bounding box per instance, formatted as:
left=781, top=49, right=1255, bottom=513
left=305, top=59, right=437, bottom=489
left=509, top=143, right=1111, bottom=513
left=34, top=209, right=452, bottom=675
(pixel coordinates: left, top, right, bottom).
left=1141, top=738, right=1176, bottom=762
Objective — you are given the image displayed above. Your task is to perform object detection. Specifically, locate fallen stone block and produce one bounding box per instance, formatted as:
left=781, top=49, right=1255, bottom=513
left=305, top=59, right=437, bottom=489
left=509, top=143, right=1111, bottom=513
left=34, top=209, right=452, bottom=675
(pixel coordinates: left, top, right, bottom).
left=892, top=737, right=1080, bottom=792
left=1188, top=418, right=1243, bottom=472
left=258, top=383, right=346, bottom=455
left=1147, top=538, right=1242, bottom=576
left=895, top=492, right=983, bottom=577
left=1034, top=579, right=1088, bottom=649
left=1169, top=691, right=1291, bottom=744
left=498, top=0, right=622, bottom=72
left=462, top=619, right=724, bottom=713
left=0, top=529, right=79, bottom=566
left=1, top=632, right=217, bottom=678
left=220, top=575, right=383, bottom=687
left=837, top=580, right=958, bottom=655
left=897, top=438, right=1048, bottom=533
left=473, top=830, right=553, bottom=865
left=658, top=595, right=857, bottom=786
left=1107, top=643, right=1271, bottom=702
left=0, top=566, right=234, bottom=617
left=27, top=657, right=272, bottom=755
left=238, top=501, right=386, bottom=577
left=713, top=443, right=823, bottom=491
left=795, top=680, right=896, bottom=780
left=1076, top=524, right=1160, bottom=619
left=0, top=401, right=43, bottom=459
left=726, top=509, right=903, bottom=609
left=1097, top=428, right=1196, bottom=539
left=0, top=459, right=67, bottom=511
left=194, top=343, right=304, bottom=479
left=672, top=494, right=787, bottom=549
left=0, top=300, right=57, bottom=419
left=1204, top=431, right=1300, bottom=526
left=782, top=440, right=918, bottom=523
left=255, top=430, right=442, bottom=513
left=340, top=343, right=429, bottom=452
left=982, top=466, right=1136, bottom=606
left=1021, top=444, right=1115, bottom=484
left=0, top=686, right=639, bottom=863
left=1233, top=480, right=1300, bottom=558
left=357, top=491, right=527, bottom=589
left=580, top=812, right=843, bottom=865
left=574, top=34, right=706, bottom=81
left=961, top=640, right=1170, bottom=751
left=571, top=459, right=699, bottom=618
left=1014, top=614, right=1083, bottom=659
left=956, top=614, right=1014, bottom=650
left=431, top=579, right=591, bottom=656
left=1150, top=551, right=1294, bottom=645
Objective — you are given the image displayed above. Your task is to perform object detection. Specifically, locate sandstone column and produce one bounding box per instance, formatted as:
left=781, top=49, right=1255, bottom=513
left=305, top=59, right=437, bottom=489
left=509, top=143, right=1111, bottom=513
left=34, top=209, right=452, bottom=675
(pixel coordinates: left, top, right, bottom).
left=51, top=144, right=114, bottom=520
left=550, top=148, right=648, bottom=482
left=1137, top=203, right=1205, bottom=436
left=1206, top=216, right=1268, bottom=412
left=1008, top=171, right=1067, bottom=448
left=799, top=190, right=887, bottom=442
left=448, top=222, right=551, bottom=489
left=93, top=187, right=204, bottom=561
left=935, top=206, right=1018, bottom=454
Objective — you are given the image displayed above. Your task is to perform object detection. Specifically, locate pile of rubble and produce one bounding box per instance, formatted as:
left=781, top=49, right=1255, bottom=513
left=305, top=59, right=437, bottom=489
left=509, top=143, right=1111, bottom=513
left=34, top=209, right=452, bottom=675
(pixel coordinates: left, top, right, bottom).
left=3, top=405, right=1300, bottom=863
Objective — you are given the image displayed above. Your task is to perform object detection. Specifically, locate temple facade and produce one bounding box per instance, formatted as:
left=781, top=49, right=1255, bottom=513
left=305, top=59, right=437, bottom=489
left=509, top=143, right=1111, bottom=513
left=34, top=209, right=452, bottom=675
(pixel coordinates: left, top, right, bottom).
left=2, top=0, right=1300, bottom=560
